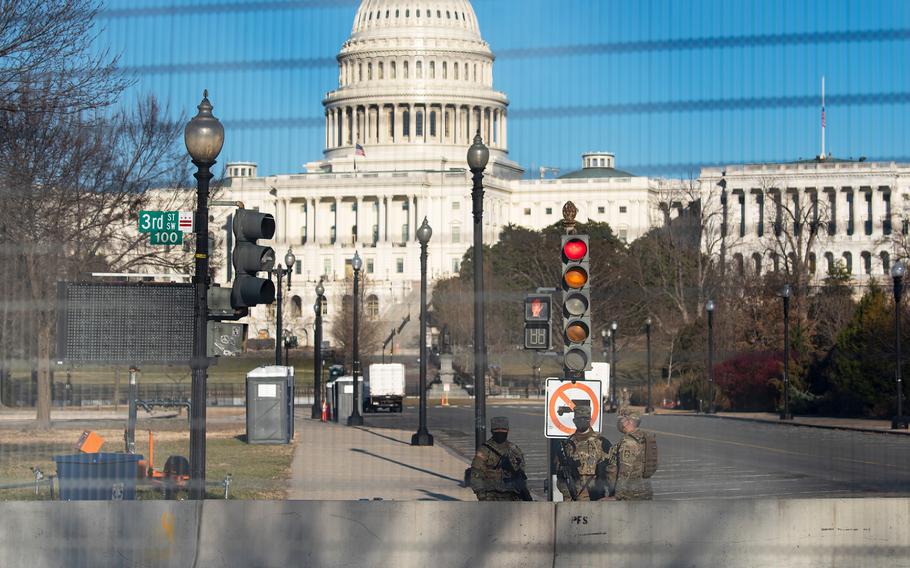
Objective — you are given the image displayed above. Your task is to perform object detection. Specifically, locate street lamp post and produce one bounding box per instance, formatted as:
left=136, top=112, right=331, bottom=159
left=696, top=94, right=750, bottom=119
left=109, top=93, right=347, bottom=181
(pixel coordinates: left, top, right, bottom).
left=891, top=261, right=908, bottom=429
left=645, top=317, right=654, bottom=414
left=348, top=252, right=364, bottom=426
left=311, top=279, right=325, bottom=420
left=467, top=131, right=489, bottom=451
left=610, top=321, right=618, bottom=411
left=705, top=300, right=716, bottom=414
left=779, top=285, right=793, bottom=420
left=272, top=249, right=296, bottom=366
left=412, top=218, right=434, bottom=446
left=184, top=90, right=224, bottom=500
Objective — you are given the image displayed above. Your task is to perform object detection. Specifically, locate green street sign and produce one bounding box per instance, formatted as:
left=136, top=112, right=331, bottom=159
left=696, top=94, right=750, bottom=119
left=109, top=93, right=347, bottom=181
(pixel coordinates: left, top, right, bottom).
left=149, top=230, right=183, bottom=245
left=139, top=210, right=178, bottom=233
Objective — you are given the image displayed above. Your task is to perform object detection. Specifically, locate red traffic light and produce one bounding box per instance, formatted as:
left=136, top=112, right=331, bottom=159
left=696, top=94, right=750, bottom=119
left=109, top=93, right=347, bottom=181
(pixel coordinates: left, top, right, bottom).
left=563, top=238, right=588, bottom=261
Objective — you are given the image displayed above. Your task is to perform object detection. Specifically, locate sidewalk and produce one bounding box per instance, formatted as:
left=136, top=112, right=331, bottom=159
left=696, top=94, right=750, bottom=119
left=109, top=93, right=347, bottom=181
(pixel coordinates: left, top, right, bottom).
left=655, top=408, right=910, bottom=435
left=289, top=418, right=475, bottom=501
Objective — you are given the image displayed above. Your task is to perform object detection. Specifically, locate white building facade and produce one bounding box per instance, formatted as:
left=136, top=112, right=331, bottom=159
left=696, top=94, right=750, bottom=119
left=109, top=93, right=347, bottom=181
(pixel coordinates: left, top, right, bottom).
left=216, top=0, right=910, bottom=345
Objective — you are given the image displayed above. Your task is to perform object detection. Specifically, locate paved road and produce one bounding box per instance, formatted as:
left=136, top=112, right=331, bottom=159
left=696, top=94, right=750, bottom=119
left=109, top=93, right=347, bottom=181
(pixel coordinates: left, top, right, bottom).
left=364, top=403, right=910, bottom=500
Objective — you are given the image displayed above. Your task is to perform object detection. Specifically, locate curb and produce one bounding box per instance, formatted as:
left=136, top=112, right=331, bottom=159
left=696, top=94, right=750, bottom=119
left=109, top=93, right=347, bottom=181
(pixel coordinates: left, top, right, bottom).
left=675, top=412, right=910, bottom=437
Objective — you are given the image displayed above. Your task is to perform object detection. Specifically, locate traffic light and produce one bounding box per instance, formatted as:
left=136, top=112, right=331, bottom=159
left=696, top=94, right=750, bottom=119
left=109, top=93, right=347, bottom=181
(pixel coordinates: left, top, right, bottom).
left=231, top=209, right=276, bottom=309
left=524, top=293, right=552, bottom=350
left=561, top=235, right=592, bottom=376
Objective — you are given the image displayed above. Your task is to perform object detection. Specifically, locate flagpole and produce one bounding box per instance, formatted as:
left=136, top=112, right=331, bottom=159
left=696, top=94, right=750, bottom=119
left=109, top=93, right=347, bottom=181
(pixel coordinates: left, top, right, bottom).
left=821, top=76, right=826, bottom=159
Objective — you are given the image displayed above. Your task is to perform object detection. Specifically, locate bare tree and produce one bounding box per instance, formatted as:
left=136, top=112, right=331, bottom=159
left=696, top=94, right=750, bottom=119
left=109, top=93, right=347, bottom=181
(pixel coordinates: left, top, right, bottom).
left=0, top=92, right=189, bottom=426
left=330, top=276, right=384, bottom=367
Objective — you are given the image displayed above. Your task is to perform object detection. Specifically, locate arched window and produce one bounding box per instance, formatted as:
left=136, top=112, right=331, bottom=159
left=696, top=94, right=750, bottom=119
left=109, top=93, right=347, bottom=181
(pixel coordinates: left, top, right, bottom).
left=403, top=109, right=410, bottom=137
left=447, top=10, right=451, bottom=18
left=473, top=63, right=477, bottom=82
left=733, top=253, right=744, bottom=276
left=395, top=9, right=399, bottom=17
left=808, top=252, right=817, bottom=274
left=390, top=61, right=396, bottom=79
left=843, top=252, right=853, bottom=274
left=358, top=63, right=363, bottom=82
left=416, top=60, right=422, bottom=79
left=437, top=10, right=441, bottom=18
left=454, top=11, right=458, bottom=19
left=291, top=296, right=302, bottom=318
left=824, top=252, right=835, bottom=274
left=752, top=253, right=762, bottom=275
left=444, top=110, right=450, bottom=138
left=429, top=111, right=436, bottom=137
left=367, top=63, right=372, bottom=80
left=881, top=251, right=891, bottom=274
left=429, top=61, right=435, bottom=79
left=442, top=61, right=447, bottom=79
left=416, top=110, right=424, bottom=136
left=404, top=60, right=409, bottom=79
left=378, top=62, right=383, bottom=79
left=454, top=62, right=459, bottom=80
left=861, top=251, right=872, bottom=275
left=405, top=9, right=409, bottom=17
left=416, top=8, right=420, bottom=17
left=366, top=295, right=379, bottom=319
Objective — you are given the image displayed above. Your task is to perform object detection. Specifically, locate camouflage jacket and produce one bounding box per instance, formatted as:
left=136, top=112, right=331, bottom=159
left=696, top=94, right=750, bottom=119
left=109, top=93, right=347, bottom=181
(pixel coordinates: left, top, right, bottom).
left=557, top=429, right=611, bottom=501
left=606, top=430, right=653, bottom=500
left=470, top=439, right=526, bottom=497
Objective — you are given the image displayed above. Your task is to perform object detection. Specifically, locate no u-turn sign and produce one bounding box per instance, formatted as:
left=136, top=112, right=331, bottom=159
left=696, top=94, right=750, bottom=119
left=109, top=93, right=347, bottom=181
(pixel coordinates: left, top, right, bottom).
left=545, top=378, right=603, bottom=438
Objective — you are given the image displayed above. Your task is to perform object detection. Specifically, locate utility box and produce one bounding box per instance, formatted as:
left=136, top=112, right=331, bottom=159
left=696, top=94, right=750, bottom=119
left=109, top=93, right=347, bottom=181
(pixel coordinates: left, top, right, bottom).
left=330, top=376, right=364, bottom=423
left=246, top=366, right=294, bottom=444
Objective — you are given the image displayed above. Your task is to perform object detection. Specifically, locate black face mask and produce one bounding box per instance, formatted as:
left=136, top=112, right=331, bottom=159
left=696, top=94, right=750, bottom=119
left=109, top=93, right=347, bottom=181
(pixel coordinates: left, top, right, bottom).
left=492, top=431, right=508, bottom=444
left=573, top=418, right=591, bottom=432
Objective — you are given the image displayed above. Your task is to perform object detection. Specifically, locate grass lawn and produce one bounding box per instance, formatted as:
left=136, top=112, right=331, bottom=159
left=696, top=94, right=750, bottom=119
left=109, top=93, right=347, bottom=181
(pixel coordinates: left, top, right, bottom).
left=0, top=410, right=295, bottom=500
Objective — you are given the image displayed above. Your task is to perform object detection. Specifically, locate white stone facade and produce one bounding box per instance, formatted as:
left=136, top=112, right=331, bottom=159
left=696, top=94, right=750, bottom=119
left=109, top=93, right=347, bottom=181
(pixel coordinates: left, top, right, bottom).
left=215, top=0, right=910, bottom=344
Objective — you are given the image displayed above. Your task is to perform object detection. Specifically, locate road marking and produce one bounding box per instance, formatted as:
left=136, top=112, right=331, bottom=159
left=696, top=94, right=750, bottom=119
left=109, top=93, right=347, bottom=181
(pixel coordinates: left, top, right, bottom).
left=647, top=428, right=910, bottom=472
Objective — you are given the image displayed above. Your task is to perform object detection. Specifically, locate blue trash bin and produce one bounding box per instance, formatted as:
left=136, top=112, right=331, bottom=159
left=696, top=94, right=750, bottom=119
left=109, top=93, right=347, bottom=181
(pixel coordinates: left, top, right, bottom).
left=53, top=453, right=143, bottom=501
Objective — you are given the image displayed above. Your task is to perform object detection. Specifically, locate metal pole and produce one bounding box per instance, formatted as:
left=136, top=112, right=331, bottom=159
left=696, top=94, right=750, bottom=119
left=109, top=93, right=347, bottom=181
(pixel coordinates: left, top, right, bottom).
left=646, top=323, right=653, bottom=414
left=126, top=367, right=138, bottom=453
left=189, top=159, right=213, bottom=500
left=311, top=293, right=323, bottom=420
left=610, top=332, right=617, bottom=411
left=894, top=275, right=908, bottom=429
left=275, top=270, right=283, bottom=366
left=471, top=165, right=487, bottom=450
left=348, top=266, right=364, bottom=425
left=781, top=296, right=792, bottom=420
left=412, top=236, right=433, bottom=445
left=707, top=310, right=715, bottom=414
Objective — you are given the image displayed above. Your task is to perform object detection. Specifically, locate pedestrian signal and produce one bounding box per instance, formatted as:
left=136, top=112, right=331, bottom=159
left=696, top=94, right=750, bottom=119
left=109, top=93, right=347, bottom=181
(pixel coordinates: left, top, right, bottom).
left=231, top=209, right=276, bottom=309
left=561, top=235, right=592, bottom=375
left=524, top=294, right=551, bottom=350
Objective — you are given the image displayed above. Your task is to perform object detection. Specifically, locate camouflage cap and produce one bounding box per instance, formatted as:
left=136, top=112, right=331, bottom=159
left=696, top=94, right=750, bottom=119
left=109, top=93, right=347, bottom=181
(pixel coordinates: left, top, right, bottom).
left=618, top=407, right=642, bottom=421
left=490, top=416, right=509, bottom=431
left=573, top=404, right=592, bottom=419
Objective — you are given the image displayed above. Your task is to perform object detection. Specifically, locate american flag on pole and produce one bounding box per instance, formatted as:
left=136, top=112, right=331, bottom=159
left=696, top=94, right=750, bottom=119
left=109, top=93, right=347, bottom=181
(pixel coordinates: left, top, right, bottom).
left=821, top=105, right=825, bottom=129
left=355, top=143, right=366, bottom=157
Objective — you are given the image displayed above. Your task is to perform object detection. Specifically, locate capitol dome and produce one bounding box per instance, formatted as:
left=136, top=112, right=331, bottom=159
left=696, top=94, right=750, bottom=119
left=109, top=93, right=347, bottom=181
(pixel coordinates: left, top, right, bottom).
left=321, top=0, right=515, bottom=173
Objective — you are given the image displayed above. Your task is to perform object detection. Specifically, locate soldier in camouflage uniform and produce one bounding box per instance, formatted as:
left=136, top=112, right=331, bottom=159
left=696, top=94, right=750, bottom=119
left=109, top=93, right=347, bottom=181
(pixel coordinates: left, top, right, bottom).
left=556, top=404, right=612, bottom=501
left=470, top=417, right=530, bottom=501
left=605, top=408, right=653, bottom=500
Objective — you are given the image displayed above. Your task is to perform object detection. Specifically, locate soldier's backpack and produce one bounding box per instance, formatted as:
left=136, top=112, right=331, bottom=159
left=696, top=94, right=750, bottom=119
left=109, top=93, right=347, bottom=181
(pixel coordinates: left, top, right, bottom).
left=642, top=431, right=658, bottom=478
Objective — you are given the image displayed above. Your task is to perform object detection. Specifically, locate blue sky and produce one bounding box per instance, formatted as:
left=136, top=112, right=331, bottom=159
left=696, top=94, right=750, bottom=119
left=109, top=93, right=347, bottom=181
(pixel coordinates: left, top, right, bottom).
left=97, top=0, right=910, bottom=177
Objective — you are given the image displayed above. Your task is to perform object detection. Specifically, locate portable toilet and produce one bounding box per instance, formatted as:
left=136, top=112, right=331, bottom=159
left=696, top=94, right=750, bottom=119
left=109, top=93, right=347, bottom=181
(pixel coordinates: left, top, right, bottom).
left=246, top=366, right=294, bottom=444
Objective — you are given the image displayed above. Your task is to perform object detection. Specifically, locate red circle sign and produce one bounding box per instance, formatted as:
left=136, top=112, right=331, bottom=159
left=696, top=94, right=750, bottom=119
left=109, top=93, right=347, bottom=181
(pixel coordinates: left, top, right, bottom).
left=548, top=382, right=600, bottom=435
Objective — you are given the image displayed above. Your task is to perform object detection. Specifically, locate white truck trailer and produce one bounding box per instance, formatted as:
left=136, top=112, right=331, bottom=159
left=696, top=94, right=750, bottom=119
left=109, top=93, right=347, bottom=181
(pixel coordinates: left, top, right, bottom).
left=365, top=363, right=406, bottom=413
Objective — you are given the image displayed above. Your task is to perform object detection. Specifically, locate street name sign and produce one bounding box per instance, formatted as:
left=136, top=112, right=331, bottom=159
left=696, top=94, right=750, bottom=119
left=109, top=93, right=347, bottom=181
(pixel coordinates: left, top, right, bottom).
left=545, top=378, right=603, bottom=438
left=139, top=210, right=190, bottom=245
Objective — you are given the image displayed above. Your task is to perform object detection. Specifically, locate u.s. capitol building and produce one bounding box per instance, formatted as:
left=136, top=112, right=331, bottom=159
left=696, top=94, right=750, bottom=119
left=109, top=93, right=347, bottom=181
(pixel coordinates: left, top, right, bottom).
left=217, top=0, right=910, bottom=345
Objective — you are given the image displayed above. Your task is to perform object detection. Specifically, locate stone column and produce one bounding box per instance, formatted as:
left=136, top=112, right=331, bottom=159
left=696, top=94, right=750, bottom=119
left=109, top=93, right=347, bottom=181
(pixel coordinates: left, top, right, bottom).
left=502, top=110, right=508, bottom=150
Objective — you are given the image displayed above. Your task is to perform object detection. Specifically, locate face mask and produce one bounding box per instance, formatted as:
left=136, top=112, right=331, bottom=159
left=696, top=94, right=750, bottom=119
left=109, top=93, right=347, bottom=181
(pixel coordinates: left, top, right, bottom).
left=573, top=418, right=591, bottom=432
left=492, top=431, right=508, bottom=444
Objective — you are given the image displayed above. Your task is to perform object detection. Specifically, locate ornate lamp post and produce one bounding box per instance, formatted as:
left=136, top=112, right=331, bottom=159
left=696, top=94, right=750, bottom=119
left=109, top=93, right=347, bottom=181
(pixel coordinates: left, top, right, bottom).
left=184, top=90, right=224, bottom=500
left=272, top=248, right=296, bottom=366
left=467, top=131, right=489, bottom=450
left=348, top=251, right=364, bottom=426
left=311, top=279, right=325, bottom=419
left=705, top=300, right=716, bottom=414
left=779, top=285, right=793, bottom=420
left=645, top=317, right=654, bottom=414
left=412, top=218, right=434, bottom=446
left=892, top=261, right=908, bottom=429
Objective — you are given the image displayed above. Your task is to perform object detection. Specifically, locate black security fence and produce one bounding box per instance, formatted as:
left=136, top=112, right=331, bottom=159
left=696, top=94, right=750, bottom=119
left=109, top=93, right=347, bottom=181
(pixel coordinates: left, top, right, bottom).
left=0, top=378, right=314, bottom=409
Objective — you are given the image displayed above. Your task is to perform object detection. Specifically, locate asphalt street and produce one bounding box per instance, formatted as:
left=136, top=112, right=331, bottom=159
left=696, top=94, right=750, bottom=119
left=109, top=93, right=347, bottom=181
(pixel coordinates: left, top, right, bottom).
left=365, top=403, right=910, bottom=500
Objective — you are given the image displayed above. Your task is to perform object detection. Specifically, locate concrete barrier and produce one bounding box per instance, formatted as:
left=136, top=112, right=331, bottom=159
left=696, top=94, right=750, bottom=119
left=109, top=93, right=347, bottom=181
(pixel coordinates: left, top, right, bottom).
left=0, top=499, right=907, bottom=568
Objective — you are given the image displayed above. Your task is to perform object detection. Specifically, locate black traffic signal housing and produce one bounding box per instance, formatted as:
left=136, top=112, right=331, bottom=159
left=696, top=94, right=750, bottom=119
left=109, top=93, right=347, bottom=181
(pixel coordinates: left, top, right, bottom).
left=231, top=209, right=276, bottom=309
left=523, top=293, right=552, bottom=350
left=561, top=235, right=592, bottom=377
